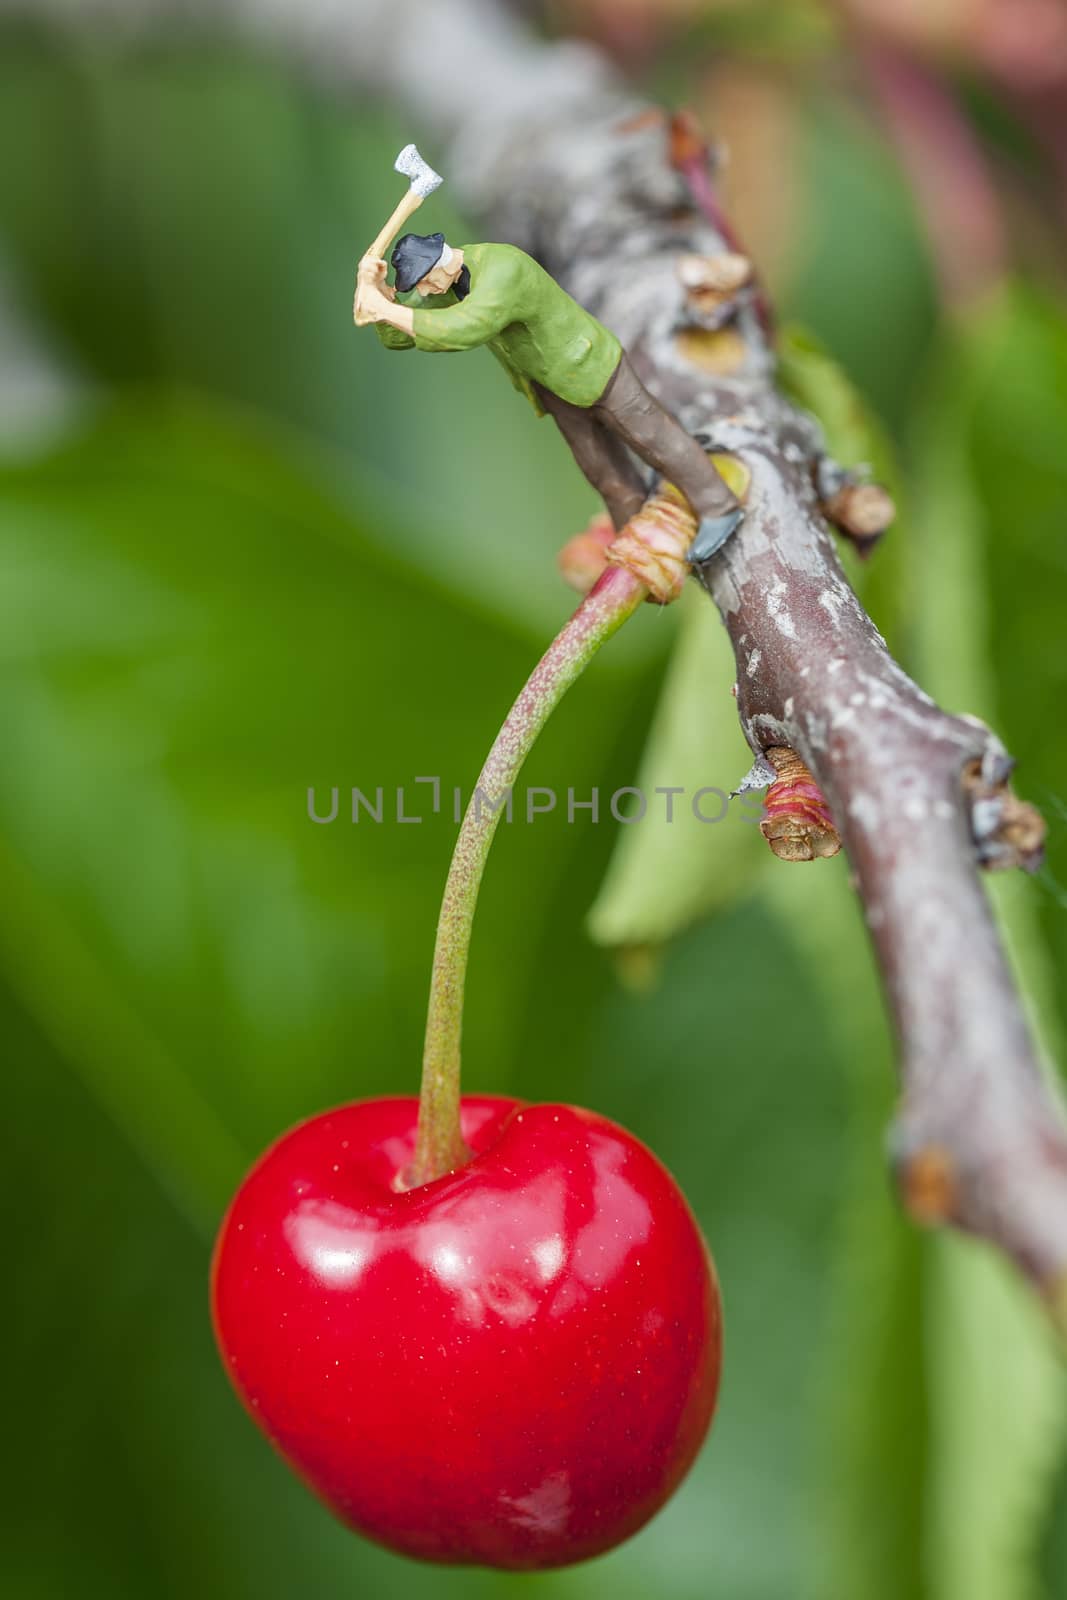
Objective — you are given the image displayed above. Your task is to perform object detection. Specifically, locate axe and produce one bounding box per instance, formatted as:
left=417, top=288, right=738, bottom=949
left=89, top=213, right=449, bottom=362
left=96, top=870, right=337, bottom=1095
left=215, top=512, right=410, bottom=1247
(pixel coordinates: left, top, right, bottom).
left=365, top=143, right=443, bottom=265
left=355, top=145, right=443, bottom=325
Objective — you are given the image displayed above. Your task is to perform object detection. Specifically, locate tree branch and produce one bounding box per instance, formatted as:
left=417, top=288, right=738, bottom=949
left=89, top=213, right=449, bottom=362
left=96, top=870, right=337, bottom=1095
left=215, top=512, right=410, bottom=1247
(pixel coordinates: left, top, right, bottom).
left=8, top=0, right=1067, bottom=1310
left=463, top=88, right=1067, bottom=1307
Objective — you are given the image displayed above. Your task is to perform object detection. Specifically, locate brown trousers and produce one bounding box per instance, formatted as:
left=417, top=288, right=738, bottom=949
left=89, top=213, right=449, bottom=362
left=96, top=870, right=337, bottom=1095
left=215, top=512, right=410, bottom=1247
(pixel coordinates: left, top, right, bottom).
left=534, top=354, right=738, bottom=531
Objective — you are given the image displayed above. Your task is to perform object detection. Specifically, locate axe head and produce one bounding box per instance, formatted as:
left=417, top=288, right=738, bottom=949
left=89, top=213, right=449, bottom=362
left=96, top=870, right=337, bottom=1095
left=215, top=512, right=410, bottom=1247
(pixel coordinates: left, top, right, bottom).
left=394, top=143, right=443, bottom=200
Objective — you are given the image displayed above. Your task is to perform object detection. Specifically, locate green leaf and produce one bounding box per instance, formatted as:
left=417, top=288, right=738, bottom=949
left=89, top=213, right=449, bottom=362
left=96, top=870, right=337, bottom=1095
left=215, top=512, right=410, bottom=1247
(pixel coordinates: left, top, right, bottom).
left=0, top=393, right=637, bottom=1220
left=576, top=890, right=857, bottom=1600
left=586, top=583, right=767, bottom=955
left=776, top=322, right=900, bottom=475
left=782, top=95, right=938, bottom=437
left=909, top=286, right=1067, bottom=1600
left=0, top=391, right=663, bottom=1597
left=757, top=864, right=929, bottom=1600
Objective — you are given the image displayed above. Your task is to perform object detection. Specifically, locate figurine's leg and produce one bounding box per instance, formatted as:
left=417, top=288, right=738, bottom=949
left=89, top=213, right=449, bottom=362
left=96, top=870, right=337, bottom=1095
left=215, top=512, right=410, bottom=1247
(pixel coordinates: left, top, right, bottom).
left=534, top=382, right=648, bottom=531
left=593, top=355, right=744, bottom=558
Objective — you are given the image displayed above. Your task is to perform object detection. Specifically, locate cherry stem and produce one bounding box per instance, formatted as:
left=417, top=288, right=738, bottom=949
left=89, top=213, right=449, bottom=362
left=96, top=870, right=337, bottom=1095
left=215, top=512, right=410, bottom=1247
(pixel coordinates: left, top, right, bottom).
left=411, top=563, right=646, bottom=1185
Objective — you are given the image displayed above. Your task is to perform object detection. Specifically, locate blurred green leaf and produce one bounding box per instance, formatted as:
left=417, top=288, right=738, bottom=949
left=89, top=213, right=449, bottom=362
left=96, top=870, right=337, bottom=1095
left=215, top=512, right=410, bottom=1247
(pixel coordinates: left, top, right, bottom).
left=683, top=0, right=836, bottom=59
left=960, top=289, right=1067, bottom=1018
left=1, top=981, right=383, bottom=1600
left=576, top=891, right=853, bottom=1600
left=0, top=38, right=633, bottom=640
left=587, top=584, right=766, bottom=955
left=777, top=322, right=901, bottom=474
left=909, top=285, right=1067, bottom=1600
left=0, top=390, right=667, bottom=1596
left=784, top=94, right=938, bottom=439
left=756, top=864, right=929, bottom=1600
left=0, top=393, right=637, bottom=1222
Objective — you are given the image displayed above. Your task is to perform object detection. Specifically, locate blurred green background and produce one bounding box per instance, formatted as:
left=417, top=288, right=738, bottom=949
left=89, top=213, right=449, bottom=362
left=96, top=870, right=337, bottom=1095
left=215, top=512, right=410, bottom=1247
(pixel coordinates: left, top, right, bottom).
left=1, top=2, right=1066, bottom=1596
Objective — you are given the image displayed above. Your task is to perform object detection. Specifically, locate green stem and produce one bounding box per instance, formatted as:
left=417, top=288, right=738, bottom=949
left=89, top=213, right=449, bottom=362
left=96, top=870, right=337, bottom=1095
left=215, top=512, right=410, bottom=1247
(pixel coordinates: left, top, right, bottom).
left=410, top=564, right=645, bottom=1185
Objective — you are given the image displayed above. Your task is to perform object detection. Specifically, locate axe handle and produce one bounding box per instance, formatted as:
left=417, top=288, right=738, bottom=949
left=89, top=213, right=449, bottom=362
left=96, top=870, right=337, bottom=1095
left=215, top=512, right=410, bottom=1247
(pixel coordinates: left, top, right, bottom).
left=366, top=187, right=424, bottom=264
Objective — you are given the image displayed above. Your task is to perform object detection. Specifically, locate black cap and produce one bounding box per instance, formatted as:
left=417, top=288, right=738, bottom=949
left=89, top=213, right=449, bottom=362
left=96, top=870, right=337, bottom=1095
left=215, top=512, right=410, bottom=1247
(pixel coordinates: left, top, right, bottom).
left=391, top=232, right=446, bottom=293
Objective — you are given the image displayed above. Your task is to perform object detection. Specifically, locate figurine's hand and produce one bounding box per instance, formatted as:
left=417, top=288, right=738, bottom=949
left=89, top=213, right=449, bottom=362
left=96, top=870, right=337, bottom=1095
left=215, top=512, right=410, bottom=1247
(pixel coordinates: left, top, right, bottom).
left=358, top=255, right=390, bottom=291
left=354, top=284, right=391, bottom=327
left=354, top=257, right=397, bottom=325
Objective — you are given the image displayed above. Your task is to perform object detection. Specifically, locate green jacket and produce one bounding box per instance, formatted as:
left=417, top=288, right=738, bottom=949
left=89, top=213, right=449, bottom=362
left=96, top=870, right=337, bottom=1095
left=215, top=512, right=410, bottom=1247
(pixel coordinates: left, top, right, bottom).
left=374, top=242, right=622, bottom=414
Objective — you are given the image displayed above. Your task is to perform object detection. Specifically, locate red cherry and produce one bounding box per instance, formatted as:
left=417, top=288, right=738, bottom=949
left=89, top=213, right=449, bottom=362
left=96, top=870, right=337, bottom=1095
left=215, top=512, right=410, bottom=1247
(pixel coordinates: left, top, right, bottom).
left=211, top=1095, right=722, bottom=1570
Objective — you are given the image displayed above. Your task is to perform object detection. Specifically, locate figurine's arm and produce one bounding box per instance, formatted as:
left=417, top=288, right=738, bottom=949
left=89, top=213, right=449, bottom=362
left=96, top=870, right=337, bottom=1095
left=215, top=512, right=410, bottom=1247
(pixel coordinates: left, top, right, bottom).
left=408, top=269, right=514, bottom=352
left=372, top=301, right=417, bottom=340
left=375, top=317, right=417, bottom=351
left=355, top=255, right=416, bottom=345
left=357, top=251, right=517, bottom=350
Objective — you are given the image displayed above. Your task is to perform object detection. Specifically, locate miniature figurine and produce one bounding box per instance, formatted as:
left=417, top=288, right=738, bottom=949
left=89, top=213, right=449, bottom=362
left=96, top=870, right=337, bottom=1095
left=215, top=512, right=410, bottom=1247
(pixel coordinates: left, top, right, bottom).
left=354, top=148, right=744, bottom=561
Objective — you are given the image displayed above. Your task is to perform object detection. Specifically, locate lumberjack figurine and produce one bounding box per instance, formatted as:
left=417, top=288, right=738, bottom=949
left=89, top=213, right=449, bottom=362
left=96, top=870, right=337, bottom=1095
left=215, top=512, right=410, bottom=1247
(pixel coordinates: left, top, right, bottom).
left=354, top=146, right=744, bottom=561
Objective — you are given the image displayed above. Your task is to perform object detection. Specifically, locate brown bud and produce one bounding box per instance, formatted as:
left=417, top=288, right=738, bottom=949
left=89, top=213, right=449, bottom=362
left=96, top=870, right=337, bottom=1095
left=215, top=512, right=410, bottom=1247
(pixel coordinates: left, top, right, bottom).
left=760, top=747, right=842, bottom=862
left=668, top=108, right=710, bottom=171
left=900, top=1144, right=957, bottom=1226
left=824, top=482, right=896, bottom=556
left=961, top=758, right=1046, bottom=872
left=677, top=251, right=754, bottom=329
